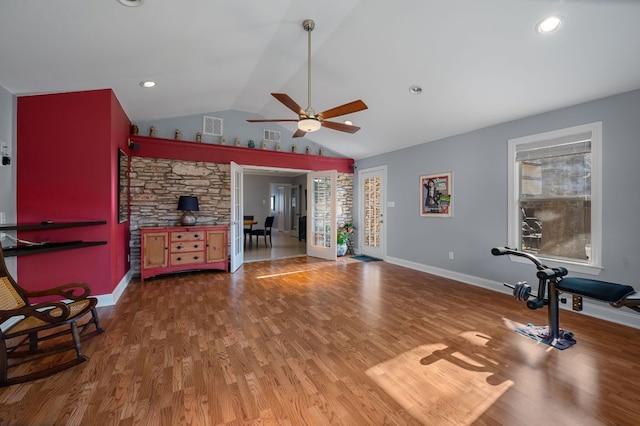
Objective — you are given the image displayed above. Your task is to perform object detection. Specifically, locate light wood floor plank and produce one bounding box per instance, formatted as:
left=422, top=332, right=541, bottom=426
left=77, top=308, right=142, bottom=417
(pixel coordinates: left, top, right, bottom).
left=1, top=256, right=639, bottom=425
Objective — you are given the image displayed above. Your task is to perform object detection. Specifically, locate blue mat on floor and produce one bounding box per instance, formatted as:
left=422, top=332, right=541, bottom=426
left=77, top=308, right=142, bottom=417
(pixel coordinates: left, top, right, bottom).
left=351, top=255, right=381, bottom=262
left=515, top=324, right=576, bottom=350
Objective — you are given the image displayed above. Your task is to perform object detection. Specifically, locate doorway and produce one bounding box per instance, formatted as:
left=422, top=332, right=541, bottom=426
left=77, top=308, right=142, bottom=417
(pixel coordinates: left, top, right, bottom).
left=241, top=167, right=308, bottom=264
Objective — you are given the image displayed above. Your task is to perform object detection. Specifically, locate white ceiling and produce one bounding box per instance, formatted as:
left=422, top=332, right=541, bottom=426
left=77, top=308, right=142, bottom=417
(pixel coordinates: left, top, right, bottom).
left=1, top=0, right=639, bottom=160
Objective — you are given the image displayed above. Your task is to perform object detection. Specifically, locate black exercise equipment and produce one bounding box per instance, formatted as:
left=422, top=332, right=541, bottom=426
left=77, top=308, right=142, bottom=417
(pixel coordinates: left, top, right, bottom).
left=491, top=246, right=640, bottom=342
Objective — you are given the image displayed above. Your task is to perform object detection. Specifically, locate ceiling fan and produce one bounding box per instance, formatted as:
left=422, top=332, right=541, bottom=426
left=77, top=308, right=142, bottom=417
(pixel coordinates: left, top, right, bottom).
left=247, top=19, right=368, bottom=138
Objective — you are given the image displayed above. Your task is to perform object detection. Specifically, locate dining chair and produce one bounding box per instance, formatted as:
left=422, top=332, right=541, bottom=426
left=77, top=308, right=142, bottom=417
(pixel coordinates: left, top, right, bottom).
left=250, top=216, right=275, bottom=248
left=243, top=215, right=254, bottom=248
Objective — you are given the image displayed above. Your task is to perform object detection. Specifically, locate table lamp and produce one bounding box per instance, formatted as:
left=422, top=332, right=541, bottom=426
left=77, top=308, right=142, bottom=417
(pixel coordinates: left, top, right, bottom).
left=177, top=195, right=199, bottom=226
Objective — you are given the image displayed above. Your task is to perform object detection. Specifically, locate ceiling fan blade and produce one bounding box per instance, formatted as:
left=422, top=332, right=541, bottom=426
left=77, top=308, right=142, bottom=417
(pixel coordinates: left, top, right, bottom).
left=272, top=93, right=305, bottom=115
left=292, top=129, right=306, bottom=138
left=321, top=120, right=361, bottom=134
left=246, top=119, right=298, bottom=123
left=317, top=100, right=368, bottom=120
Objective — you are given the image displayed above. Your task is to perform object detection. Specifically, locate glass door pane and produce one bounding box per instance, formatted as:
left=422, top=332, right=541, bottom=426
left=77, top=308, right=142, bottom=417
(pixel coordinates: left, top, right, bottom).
left=364, top=176, right=381, bottom=248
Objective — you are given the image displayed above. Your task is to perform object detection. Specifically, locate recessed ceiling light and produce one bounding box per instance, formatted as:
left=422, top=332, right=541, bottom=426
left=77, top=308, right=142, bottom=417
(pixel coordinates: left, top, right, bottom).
left=537, top=16, right=563, bottom=34
left=409, top=85, right=422, bottom=95
left=344, top=120, right=353, bottom=126
left=139, top=81, right=156, bottom=88
left=117, top=0, right=144, bottom=6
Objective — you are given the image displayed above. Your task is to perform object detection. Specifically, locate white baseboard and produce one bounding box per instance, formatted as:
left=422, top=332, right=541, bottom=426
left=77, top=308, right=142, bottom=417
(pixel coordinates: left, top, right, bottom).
left=95, top=269, right=133, bottom=307
left=385, top=256, right=640, bottom=330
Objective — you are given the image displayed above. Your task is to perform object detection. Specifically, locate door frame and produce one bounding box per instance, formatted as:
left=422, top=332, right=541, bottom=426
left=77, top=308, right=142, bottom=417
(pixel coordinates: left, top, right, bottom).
left=357, top=165, right=387, bottom=260
left=234, top=165, right=310, bottom=264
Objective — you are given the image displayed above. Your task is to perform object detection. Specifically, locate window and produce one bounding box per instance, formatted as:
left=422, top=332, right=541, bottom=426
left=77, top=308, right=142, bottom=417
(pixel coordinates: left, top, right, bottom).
left=508, top=122, right=602, bottom=273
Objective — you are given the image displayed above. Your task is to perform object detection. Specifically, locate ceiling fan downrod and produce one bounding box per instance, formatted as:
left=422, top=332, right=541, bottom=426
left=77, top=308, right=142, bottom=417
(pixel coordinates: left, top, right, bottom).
left=303, top=19, right=315, bottom=117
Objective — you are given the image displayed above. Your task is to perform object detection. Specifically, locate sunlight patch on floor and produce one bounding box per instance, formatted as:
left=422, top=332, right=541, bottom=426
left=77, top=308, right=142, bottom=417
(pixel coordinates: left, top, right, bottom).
left=366, top=332, right=513, bottom=425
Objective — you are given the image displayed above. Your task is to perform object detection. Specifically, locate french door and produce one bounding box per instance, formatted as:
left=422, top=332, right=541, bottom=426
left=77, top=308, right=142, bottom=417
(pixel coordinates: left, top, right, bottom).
left=306, top=170, right=337, bottom=260
left=358, top=166, right=386, bottom=259
left=229, top=162, right=244, bottom=272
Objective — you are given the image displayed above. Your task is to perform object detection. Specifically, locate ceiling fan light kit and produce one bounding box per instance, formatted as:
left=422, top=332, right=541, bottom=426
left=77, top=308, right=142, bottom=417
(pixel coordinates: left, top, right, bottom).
left=247, top=19, right=368, bottom=138
left=298, top=118, right=321, bottom=133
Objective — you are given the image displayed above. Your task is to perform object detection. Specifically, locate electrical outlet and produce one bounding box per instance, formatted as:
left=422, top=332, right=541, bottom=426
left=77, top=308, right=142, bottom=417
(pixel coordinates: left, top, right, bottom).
left=572, top=295, right=583, bottom=311
left=448, top=251, right=454, bottom=260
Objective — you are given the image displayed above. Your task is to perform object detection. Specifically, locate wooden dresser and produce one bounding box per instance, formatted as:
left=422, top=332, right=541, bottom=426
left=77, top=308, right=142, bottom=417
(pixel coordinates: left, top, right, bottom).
left=140, top=225, right=228, bottom=282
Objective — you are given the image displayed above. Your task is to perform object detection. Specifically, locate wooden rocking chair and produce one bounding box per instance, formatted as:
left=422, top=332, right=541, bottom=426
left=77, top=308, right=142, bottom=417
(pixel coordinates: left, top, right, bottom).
left=0, top=245, right=104, bottom=387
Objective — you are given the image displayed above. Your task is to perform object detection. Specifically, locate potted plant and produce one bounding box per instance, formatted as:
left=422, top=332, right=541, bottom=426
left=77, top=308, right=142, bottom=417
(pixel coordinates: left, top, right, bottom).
left=337, top=223, right=354, bottom=256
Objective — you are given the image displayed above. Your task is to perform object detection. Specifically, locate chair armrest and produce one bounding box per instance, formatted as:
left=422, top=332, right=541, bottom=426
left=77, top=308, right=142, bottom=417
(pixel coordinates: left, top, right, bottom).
left=0, top=301, right=71, bottom=324
left=23, top=282, right=91, bottom=301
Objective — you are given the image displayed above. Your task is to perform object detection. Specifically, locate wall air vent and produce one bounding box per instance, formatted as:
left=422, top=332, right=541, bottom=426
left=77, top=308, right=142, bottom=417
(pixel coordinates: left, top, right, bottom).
left=203, top=116, right=223, bottom=136
left=264, top=129, right=281, bottom=142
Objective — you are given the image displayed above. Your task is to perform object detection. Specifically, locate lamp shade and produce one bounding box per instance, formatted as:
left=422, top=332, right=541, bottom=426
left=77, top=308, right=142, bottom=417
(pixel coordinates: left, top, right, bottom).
left=177, top=196, right=199, bottom=211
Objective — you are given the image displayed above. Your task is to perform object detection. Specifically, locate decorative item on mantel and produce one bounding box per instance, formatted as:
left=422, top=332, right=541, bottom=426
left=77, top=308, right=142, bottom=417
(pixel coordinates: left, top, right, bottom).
left=305, top=146, right=311, bottom=155
left=248, top=140, right=255, bottom=148
left=196, top=132, right=202, bottom=142
left=220, top=136, right=226, bottom=145
left=275, top=143, right=281, bottom=151
left=319, top=148, right=324, bottom=156
left=235, top=138, right=241, bottom=146
left=262, top=141, right=268, bottom=150
left=174, top=129, right=182, bottom=140
left=177, top=195, right=199, bottom=226
left=291, top=144, right=297, bottom=153
left=149, top=126, right=157, bottom=137
left=130, top=125, right=139, bottom=135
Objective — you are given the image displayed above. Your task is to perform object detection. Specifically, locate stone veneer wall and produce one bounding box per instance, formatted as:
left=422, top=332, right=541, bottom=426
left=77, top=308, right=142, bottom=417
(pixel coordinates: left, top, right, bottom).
left=337, top=172, right=353, bottom=226
left=129, top=157, right=231, bottom=275
left=128, top=156, right=353, bottom=275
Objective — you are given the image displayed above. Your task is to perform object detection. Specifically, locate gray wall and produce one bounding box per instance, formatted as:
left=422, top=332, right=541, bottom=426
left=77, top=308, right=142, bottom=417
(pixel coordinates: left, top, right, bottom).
left=0, top=85, right=16, bottom=276
left=243, top=174, right=300, bottom=229
left=135, top=110, right=343, bottom=158
left=355, top=89, right=640, bottom=327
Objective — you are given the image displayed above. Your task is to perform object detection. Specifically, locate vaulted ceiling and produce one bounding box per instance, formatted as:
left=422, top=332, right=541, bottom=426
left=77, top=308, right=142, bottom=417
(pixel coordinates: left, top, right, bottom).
left=1, top=0, right=639, bottom=159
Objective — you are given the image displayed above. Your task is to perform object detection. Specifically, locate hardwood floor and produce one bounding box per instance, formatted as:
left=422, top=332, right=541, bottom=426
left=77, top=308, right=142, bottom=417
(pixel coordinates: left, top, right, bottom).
left=1, top=256, right=639, bottom=425
left=244, top=229, right=306, bottom=263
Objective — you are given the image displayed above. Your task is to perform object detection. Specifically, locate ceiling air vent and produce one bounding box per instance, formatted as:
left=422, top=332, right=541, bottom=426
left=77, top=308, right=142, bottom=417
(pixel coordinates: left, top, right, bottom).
left=264, top=129, right=281, bottom=142
left=203, top=116, right=223, bottom=136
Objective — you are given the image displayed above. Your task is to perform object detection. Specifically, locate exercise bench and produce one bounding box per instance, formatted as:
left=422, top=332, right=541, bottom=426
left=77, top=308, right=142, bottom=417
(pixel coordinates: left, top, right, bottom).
left=491, top=247, right=640, bottom=346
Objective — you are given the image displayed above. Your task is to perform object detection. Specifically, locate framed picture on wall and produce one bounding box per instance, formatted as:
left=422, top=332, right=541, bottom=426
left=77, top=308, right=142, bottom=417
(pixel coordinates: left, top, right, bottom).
left=420, top=172, right=452, bottom=217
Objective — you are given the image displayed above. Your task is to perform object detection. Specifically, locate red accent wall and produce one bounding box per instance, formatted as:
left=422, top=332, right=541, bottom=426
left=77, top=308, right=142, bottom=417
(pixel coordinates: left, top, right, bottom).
left=129, top=135, right=355, bottom=173
left=16, top=89, right=130, bottom=296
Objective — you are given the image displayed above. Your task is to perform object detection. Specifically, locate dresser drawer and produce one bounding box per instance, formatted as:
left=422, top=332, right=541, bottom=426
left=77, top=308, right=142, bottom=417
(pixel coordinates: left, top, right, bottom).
left=170, top=253, right=204, bottom=266
left=171, top=231, right=204, bottom=242
left=171, top=241, right=204, bottom=252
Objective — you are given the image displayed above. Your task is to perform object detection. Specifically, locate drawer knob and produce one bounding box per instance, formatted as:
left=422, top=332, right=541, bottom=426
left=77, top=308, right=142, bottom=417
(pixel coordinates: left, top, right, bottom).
left=194, top=256, right=199, bottom=260
left=194, top=244, right=199, bottom=248
left=194, top=234, right=200, bottom=238
left=177, top=235, right=182, bottom=239
left=177, top=257, right=182, bottom=261
left=177, top=245, right=182, bottom=249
